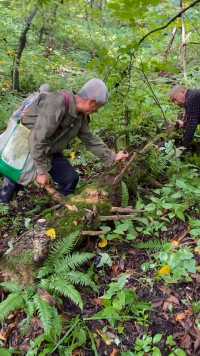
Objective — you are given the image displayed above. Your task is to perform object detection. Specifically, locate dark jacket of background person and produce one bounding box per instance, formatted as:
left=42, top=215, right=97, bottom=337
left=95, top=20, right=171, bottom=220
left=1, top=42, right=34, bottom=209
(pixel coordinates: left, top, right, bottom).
left=182, top=89, right=200, bottom=146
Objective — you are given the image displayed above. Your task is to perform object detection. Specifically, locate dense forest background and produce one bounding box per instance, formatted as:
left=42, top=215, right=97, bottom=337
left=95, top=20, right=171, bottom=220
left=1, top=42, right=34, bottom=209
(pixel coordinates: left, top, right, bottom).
left=1, top=0, right=200, bottom=355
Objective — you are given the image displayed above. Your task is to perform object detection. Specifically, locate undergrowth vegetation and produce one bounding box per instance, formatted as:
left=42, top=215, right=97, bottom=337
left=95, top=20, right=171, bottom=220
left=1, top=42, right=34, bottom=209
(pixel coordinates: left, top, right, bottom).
left=1, top=0, right=200, bottom=355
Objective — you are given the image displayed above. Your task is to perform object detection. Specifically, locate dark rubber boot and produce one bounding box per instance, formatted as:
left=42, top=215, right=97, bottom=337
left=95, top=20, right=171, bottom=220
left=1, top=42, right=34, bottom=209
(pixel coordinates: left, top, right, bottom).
left=0, top=177, right=21, bottom=203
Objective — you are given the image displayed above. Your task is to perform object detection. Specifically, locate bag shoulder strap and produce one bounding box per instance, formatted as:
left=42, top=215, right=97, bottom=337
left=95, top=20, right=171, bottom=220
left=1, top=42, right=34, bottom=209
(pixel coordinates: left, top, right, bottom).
left=61, top=91, right=72, bottom=111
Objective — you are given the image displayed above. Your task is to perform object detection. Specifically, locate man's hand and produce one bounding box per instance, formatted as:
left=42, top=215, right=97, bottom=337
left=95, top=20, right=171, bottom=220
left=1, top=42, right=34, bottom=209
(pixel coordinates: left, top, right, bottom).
left=115, top=151, right=129, bottom=162
left=36, top=174, right=50, bottom=187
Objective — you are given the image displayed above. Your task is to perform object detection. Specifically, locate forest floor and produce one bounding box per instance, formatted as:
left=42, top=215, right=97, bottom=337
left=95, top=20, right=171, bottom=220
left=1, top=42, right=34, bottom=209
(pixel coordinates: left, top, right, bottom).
left=0, top=152, right=200, bottom=356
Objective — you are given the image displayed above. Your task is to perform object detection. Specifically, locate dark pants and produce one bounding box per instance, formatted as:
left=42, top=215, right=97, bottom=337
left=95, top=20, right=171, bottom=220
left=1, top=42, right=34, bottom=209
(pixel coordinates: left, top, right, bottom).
left=0, top=153, right=79, bottom=203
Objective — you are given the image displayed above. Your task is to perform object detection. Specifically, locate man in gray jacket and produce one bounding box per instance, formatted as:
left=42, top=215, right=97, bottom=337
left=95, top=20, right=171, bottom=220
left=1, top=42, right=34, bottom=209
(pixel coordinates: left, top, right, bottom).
left=0, top=79, right=128, bottom=203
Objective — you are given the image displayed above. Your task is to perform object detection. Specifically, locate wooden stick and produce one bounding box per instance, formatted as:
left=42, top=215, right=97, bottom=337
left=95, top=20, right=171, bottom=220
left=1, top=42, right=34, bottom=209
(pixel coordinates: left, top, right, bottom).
left=100, top=214, right=136, bottom=222
left=112, top=141, right=154, bottom=186
left=81, top=231, right=105, bottom=236
left=111, top=206, right=135, bottom=214
left=112, top=132, right=169, bottom=187
left=45, top=184, right=78, bottom=212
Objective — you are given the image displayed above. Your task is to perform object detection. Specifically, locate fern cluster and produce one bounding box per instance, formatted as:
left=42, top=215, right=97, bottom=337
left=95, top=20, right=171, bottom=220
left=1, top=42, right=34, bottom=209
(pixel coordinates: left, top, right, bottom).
left=0, top=231, right=96, bottom=337
left=38, top=230, right=97, bottom=310
left=133, top=240, right=170, bottom=251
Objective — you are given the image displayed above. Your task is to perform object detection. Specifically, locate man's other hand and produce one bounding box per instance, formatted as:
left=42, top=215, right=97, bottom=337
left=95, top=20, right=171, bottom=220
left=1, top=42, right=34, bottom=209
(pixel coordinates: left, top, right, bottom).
left=36, top=174, right=50, bottom=187
left=115, top=151, right=129, bottom=162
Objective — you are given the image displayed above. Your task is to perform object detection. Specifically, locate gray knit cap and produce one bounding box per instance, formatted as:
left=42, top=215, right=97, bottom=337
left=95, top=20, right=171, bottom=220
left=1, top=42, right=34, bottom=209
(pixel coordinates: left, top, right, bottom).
left=78, top=78, right=108, bottom=104
left=39, top=83, right=51, bottom=93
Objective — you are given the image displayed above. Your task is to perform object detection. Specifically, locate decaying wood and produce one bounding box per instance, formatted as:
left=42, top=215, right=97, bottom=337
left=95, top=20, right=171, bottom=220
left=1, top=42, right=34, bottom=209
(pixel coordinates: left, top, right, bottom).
left=70, top=187, right=109, bottom=205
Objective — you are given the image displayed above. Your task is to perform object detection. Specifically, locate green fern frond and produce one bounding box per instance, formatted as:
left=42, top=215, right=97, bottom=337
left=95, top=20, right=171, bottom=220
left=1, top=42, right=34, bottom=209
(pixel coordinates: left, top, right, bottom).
left=48, top=277, right=83, bottom=310
left=64, top=252, right=95, bottom=270
left=67, top=271, right=98, bottom=292
left=49, top=230, right=80, bottom=259
left=0, top=282, right=22, bottom=293
left=24, top=298, right=36, bottom=318
left=37, top=264, right=52, bottom=279
left=0, top=293, right=24, bottom=321
left=34, top=294, right=54, bottom=335
left=51, top=306, right=62, bottom=338
left=38, top=278, right=50, bottom=291
left=121, top=181, right=129, bottom=207
left=133, top=240, right=169, bottom=251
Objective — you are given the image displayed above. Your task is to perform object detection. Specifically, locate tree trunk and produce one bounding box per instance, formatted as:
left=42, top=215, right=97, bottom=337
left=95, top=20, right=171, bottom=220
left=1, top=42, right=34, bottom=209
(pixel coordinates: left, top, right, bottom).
left=164, top=26, right=177, bottom=60
left=180, top=0, right=187, bottom=79
left=12, top=8, right=37, bottom=91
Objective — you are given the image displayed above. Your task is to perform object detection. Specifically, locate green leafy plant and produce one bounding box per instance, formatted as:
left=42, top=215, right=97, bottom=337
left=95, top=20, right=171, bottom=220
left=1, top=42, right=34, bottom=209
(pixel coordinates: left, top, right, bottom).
left=122, top=334, right=186, bottom=356
left=91, top=274, right=151, bottom=327
left=166, top=335, right=187, bottom=356
left=157, top=247, right=196, bottom=283
left=27, top=316, right=89, bottom=356
left=107, top=220, right=138, bottom=241
left=0, top=282, right=62, bottom=339
left=189, top=219, right=200, bottom=238
left=121, top=333, right=163, bottom=356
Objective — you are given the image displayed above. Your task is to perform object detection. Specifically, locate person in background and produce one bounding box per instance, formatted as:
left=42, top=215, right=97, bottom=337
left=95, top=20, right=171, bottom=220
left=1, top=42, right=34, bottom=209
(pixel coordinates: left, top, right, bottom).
left=0, top=79, right=128, bottom=203
left=170, top=85, right=200, bottom=147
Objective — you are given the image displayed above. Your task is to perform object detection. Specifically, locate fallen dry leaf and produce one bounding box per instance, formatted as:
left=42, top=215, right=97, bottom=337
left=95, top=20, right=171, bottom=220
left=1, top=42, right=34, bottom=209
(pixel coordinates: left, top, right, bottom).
left=166, top=295, right=180, bottom=305
left=37, top=288, right=56, bottom=306
left=171, top=240, right=180, bottom=248
left=180, top=334, right=192, bottom=350
left=175, top=309, right=192, bottom=322
left=163, top=295, right=180, bottom=312
left=110, top=348, right=120, bottom=356
left=175, top=312, right=187, bottom=322
left=93, top=298, right=103, bottom=306
left=0, top=331, right=7, bottom=341
left=72, top=350, right=85, bottom=356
